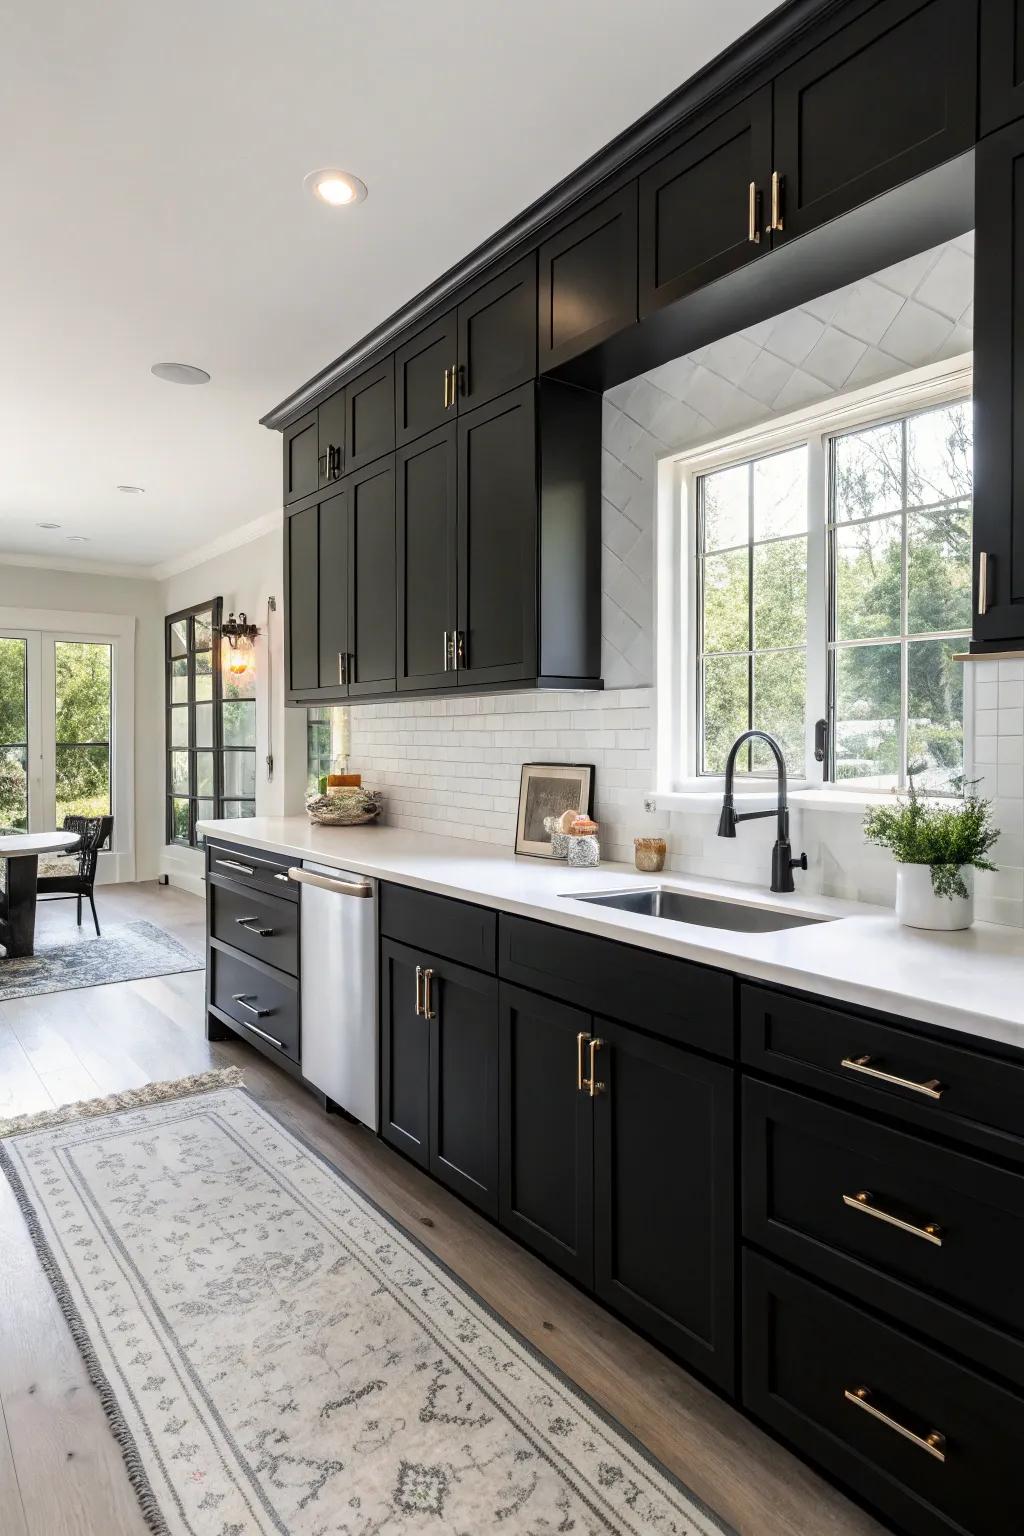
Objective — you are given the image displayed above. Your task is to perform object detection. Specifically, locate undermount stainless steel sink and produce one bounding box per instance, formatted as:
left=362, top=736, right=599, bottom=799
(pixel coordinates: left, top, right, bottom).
left=566, top=886, right=828, bottom=933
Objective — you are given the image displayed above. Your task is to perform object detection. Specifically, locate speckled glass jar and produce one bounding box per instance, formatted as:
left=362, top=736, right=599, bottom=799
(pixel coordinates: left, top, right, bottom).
left=634, top=836, right=667, bottom=872
left=550, top=831, right=571, bottom=859
left=567, top=834, right=600, bottom=867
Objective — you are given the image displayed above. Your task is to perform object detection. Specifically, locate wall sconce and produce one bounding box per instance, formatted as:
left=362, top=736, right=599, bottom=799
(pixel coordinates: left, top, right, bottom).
left=220, top=610, right=259, bottom=690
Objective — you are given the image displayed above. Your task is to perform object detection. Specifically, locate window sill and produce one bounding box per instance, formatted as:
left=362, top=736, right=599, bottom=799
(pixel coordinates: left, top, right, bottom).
left=646, top=787, right=895, bottom=816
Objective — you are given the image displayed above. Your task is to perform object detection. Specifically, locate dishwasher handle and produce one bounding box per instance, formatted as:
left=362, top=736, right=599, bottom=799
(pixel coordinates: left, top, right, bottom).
left=287, top=866, right=373, bottom=898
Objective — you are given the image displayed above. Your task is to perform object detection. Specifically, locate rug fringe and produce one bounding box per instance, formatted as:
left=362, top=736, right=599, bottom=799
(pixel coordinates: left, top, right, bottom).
left=0, top=1065, right=244, bottom=1139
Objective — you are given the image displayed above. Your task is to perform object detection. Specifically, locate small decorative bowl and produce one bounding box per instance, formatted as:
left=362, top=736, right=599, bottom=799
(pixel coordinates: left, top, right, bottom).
left=634, top=836, right=667, bottom=873
left=305, top=789, right=383, bottom=827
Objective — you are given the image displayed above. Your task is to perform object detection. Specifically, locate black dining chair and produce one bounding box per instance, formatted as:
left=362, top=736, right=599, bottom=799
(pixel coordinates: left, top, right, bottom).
left=36, top=815, right=113, bottom=936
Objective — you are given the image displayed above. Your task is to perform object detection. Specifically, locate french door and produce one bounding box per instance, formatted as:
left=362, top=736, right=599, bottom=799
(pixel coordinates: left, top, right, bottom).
left=0, top=630, right=113, bottom=836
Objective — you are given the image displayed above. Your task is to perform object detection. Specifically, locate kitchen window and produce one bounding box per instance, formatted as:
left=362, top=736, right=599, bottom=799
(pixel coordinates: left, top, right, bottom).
left=673, top=364, right=972, bottom=794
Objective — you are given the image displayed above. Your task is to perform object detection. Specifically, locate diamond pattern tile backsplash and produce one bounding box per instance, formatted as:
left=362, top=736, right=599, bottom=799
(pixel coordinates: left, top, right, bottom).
left=347, top=233, right=1021, bottom=925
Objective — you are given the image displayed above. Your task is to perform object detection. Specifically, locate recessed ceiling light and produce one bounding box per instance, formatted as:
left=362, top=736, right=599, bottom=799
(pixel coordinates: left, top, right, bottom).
left=37, top=521, right=61, bottom=529
left=117, top=484, right=146, bottom=494
left=150, top=362, right=211, bottom=385
left=304, top=168, right=368, bottom=207
left=66, top=535, right=89, bottom=543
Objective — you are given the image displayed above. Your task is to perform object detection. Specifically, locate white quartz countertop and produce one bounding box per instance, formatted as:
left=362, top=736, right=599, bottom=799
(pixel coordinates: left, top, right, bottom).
left=197, top=816, right=1024, bottom=1051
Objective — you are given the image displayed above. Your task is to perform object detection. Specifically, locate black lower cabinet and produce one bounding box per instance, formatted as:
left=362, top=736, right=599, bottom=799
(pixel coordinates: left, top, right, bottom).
left=593, top=1020, right=734, bottom=1389
left=743, top=1252, right=1024, bottom=1536
left=381, top=937, right=498, bottom=1215
left=498, top=985, right=594, bottom=1284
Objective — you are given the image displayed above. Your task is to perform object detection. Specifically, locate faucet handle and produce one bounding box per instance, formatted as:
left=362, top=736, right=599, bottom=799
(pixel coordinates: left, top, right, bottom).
left=794, top=852, right=808, bottom=871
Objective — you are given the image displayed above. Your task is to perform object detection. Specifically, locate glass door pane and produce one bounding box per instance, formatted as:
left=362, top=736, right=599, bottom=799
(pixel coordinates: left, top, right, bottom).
left=54, top=641, right=112, bottom=823
left=0, top=636, right=29, bottom=830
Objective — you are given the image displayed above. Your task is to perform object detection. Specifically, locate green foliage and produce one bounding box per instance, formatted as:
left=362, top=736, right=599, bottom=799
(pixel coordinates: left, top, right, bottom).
left=0, top=641, right=111, bottom=829
left=863, top=778, right=999, bottom=899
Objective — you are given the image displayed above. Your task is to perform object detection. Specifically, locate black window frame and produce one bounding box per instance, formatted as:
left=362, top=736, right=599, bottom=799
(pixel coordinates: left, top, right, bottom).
left=165, top=598, right=223, bottom=847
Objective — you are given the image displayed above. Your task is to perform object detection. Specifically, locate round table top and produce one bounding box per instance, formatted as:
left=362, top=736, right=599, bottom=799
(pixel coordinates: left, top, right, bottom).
left=0, top=830, right=80, bottom=858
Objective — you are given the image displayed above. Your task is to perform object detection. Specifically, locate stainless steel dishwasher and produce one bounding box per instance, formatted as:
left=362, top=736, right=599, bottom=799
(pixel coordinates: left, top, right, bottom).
left=287, top=862, right=378, bottom=1130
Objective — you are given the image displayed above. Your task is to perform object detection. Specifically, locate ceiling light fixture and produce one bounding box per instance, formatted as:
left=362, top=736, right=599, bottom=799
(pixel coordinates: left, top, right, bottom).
left=117, top=484, right=146, bottom=494
left=304, top=168, right=368, bottom=207
left=150, top=362, right=211, bottom=385
left=37, top=521, right=61, bottom=529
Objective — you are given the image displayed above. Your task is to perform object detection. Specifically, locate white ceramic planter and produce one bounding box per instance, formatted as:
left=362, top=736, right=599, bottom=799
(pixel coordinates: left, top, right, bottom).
left=895, top=862, right=974, bottom=930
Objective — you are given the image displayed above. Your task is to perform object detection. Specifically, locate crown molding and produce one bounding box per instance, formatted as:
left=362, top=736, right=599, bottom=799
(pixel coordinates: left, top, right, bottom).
left=149, top=509, right=280, bottom=582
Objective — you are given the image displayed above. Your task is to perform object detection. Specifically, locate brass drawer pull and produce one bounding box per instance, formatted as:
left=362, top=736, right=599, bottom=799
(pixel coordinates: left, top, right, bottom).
left=844, top=1386, right=946, bottom=1462
left=978, top=550, right=989, bottom=616
left=770, top=169, right=784, bottom=232
left=576, top=1030, right=590, bottom=1092
left=841, top=1054, right=943, bottom=1100
left=583, top=1037, right=605, bottom=1097
left=423, top=967, right=437, bottom=1020
left=443, top=366, right=450, bottom=409
left=747, top=180, right=761, bottom=244
left=843, top=1190, right=943, bottom=1246
left=415, top=965, right=424, bottom=1018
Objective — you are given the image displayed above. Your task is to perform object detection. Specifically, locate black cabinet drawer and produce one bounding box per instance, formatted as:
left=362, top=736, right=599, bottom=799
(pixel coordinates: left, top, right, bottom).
left=209, top=877, right=298, bottom=977
left=499, top=915, right=734, bottom=1058
left=379, top=883, right=495, bottom=973
left=744, top=1080, right=1024, bottom=1390
left=741, top=985, right=1024, bottom=1163
left=743, top=1252, right=1024, bottom=1536
left=206, top=842, right=297, bottom=903
left=209, top=942, right=299, bottom=1063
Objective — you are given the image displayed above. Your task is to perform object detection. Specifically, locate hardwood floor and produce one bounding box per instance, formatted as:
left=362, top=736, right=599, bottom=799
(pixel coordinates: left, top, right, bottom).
left=0, top=880, right=887, bottom=1536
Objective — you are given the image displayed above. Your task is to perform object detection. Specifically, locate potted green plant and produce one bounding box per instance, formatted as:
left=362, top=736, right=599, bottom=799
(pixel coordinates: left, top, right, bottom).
left=863, top=778, right=999, bottom=931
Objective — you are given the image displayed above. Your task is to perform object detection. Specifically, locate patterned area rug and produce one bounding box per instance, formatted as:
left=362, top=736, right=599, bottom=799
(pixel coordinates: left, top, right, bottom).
left=0, top=919, right=202, bottom=1000
left=0, top=1070, right=732, bottom=1536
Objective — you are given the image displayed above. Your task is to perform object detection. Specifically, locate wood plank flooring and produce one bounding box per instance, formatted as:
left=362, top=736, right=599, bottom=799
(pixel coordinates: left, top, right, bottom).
left=0, top=881, right=887, bottom=1536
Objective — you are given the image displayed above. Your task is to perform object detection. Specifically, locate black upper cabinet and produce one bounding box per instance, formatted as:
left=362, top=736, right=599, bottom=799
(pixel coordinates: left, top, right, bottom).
left=974, top=118, right=1024, bottom=645
left=498, top=985, right=595, bottom=1285
left=395, top=311, right=458, bottom=447
left=981, top=0, right=1024, bottom=134
left=639, top=88, right=772, bottom=317
left=345, top=356, right=396, bottom=472
left=380, top=939, right=430, bottom=1169
left=317, top=389, right=346, bottom=488
left=456, top=383, right=537, bottom=687
left=772, top=0, right=977, bottom=245
left=283, top=411, right=319, bottom=504
left=285, top=502, right=319, bottom=690
left=318, top=485, right=349, bottom=695
left=427, top=955, right=499, bottom=1217
left=539, top=185, right=638, bottom=371
left=346, top=455, right=396, bottom=696
left=455, top=253, right=537, bottom=412
left=396, top=424, right=458, bottom=692
left=592, top=1019, right=735, bottom=1390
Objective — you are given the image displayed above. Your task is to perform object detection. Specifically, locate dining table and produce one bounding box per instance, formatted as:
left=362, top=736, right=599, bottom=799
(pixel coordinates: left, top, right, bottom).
left=0, top=830, right=80, bottom=958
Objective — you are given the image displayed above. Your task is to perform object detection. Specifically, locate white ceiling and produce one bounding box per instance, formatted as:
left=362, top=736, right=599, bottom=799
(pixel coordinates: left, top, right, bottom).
left=0, top=0, right=777, bottom=575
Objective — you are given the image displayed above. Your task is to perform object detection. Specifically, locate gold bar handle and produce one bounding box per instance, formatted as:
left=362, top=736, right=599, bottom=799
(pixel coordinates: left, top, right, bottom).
left=423, top=967, right=436, bottom=1021
left=771, top=170, right=784, bottom=232
left=978, top=550, right=989, bottom=616
left=584, top=1037, right=605, bottom=1098
left=843, top=1190, right=943, bottom=1246
left=415, top=965, right=423, bottom=1018
left=443, top=367, right=450, bottom=409
left=748, top=181, right=761, bottom=244
left=452, top=360, right=460, bottom=402
left=841, top=1054, right=943, bottom=1100
left=844, top=1387, right=946, bottom=1462
left=576, top=1030, right=590, bottom=1092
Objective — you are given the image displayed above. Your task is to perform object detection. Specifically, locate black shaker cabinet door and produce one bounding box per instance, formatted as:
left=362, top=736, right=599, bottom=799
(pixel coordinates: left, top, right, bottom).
left=317, top=389, right=346, bottom=488
left=395, top=311, right=458, bottom=446
left=592, top=1021, right=735, bottom=1391
left=981, top=0, right=1024, bottom=134
left=498, top=985, right=595, bottom=1285
left=772, top=0, right=977, bottom=244
left=396, top=424, right=458, bottom=692
left=638, top=87, right=771, bottom=317
left=345, top=355, right=396, bottom=472
left=456, top=253, right=537, bottom=412
left=317, top=485, right=349, bottom=696
left=456, top=383, right=537, bottom=687
left=346, top=456, right=396, bottom=697
left=974, top=118, right=1024, bottom=645
left=283, top=411, right=318, bottom=504
left=539, top=184, right=638, bottom=371
left=285, top=503, right=319, bottom=692
left=380, top=939, right=430, bottom=1169
left=427, top=956, right=499, bottom=1217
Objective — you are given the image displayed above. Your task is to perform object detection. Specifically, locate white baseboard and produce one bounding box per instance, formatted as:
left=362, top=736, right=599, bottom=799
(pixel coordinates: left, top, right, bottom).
left=159, top=845, right=206, bottom=900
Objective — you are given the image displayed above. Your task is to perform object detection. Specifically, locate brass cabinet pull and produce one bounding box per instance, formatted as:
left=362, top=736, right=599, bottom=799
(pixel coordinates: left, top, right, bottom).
left=841, top=1054, right=943, bottom=1100
left=443, top=367, right=450, bottom=409
left=454, top=630, right=466, bottom=669
left=338, top=651, right=347, bottom=686
left=576, top=1030, right=590, bottom=1092
left=844, top=1386, right=946, bottom=1462
left=415, top=965, right=424, bottom=1018
left=770, top=170, right=784, bottom=231
left=452, top=361, right=461, bottom=403
left=748, top=181, right=761, bottom=244
left=583, top=1037, right=605, bottom=1097
left=978, top=550, right=989, bottom=616
left=423, top=967, right=437, bottom=1020
left=842, top=1190, right=943, bottom=1247
left=443, top=631, right=450, bottom=672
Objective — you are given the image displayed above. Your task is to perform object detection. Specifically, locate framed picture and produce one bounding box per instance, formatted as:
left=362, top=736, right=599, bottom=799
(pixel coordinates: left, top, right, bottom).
left=514, top=763, right=595, bottom=858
